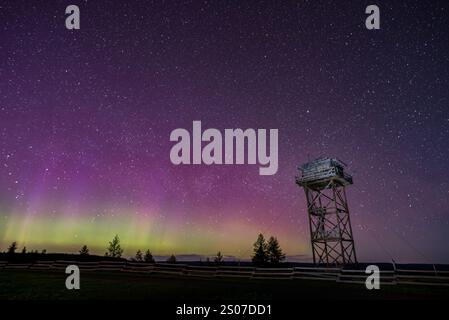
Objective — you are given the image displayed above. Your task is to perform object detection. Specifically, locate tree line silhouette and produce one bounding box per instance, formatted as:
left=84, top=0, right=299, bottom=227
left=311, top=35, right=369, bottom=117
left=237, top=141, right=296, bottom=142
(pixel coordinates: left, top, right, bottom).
left=3, top=233, right=286, bottom=266
left=5, top=241, right=47, bottom=255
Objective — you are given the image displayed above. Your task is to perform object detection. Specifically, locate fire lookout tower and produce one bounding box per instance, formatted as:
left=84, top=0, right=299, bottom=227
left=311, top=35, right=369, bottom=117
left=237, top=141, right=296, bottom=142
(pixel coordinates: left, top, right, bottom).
left=296, top=158, right=357, bottom=265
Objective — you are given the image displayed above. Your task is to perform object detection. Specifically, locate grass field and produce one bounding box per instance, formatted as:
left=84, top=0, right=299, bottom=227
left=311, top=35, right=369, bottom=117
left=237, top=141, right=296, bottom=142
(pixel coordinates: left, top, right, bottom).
left=0, top=270, right=448, bottom=300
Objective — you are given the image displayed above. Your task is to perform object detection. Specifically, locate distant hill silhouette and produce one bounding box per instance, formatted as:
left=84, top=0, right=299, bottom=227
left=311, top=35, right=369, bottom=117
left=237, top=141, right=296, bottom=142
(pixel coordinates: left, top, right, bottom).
left=1, top=252, right=448, bottom=271
left=0, top=252, right=126, bottom=263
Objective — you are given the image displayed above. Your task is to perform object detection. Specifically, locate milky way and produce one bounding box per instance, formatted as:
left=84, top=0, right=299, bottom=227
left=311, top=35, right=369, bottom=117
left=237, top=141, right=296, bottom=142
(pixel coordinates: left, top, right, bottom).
left=1, top=1, right=448, bottom=262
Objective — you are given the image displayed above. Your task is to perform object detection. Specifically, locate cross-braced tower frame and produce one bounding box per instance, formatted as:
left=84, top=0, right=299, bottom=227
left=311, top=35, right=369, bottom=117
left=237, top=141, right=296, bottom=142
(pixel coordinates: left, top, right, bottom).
left=296, top=158, right=357, bottom=265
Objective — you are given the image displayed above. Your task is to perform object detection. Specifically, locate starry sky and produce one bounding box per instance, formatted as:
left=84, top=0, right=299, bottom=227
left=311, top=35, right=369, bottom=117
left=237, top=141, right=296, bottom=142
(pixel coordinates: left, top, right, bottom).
left=1, top=1, right=448, bottom=262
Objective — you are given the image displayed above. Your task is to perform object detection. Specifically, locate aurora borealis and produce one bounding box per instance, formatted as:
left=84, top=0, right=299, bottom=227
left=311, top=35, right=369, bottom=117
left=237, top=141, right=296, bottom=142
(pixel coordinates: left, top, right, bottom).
left=1, top=1, right=449, bottom=262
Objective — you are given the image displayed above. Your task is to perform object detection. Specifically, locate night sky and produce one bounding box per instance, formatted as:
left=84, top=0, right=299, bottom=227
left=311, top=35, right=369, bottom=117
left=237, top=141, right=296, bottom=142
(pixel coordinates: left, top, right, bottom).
left=1, top=1, right=448, bottom=263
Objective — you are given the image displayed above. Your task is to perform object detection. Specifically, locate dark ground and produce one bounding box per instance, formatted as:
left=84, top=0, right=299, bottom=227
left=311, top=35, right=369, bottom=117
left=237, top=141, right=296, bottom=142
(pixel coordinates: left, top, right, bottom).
left=0, top=270, right=448, bottom=300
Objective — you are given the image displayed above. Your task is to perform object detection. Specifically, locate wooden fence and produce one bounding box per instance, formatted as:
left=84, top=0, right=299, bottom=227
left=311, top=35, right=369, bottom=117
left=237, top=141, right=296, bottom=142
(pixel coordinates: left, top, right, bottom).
left=1, top=260, right=448, bottom=287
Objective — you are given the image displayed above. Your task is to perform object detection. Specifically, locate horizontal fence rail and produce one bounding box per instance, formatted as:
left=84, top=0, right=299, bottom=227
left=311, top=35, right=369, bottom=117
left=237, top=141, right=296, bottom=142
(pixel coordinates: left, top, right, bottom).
left=1, top=261, right=449, bottom=287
